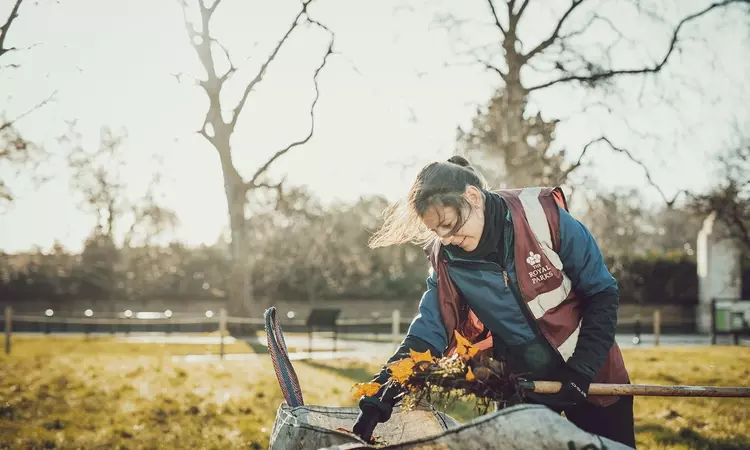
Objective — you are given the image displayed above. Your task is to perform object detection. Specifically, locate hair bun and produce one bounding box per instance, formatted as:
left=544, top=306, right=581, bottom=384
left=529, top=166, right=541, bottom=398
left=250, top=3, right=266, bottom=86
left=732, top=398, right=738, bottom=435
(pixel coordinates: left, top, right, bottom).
left=447, top=155, right=472, bottom=168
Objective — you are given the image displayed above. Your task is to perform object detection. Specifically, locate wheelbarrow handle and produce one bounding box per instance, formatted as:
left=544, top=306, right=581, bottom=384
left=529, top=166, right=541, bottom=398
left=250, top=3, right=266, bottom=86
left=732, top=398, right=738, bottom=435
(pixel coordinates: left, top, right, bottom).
left=519, top=381, right=750, bottom=398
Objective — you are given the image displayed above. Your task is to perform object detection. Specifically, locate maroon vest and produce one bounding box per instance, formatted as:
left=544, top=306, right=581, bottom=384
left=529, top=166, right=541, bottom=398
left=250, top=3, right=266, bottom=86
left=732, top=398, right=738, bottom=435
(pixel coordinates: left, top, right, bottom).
left=429, top=187, right=628, bottom=407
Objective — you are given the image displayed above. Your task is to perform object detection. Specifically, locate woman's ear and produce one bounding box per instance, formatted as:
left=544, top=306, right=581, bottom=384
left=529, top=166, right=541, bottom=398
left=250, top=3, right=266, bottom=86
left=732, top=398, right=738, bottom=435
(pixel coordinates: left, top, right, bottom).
left=464, top=185, right=484, bottom=210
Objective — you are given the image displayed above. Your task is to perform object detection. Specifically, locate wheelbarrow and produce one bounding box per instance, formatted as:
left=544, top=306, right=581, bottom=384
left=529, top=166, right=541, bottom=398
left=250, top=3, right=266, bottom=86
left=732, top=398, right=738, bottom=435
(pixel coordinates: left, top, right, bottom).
left=262, top=306, right=750, bottom=450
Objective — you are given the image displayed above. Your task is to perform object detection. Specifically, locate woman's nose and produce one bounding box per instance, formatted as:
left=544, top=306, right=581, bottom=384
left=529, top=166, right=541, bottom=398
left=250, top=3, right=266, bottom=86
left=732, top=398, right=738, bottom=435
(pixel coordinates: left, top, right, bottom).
left=440, top=235, right=453, bottom=246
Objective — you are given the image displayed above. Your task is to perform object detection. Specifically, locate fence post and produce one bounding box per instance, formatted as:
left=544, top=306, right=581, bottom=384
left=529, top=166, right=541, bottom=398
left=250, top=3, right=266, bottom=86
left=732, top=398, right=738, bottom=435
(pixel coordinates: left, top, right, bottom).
left=633, top=314, right=642, bottom=345
left=333, top=323, right=337, bottom=354
left=653, top=309, right=661, bottom=347
left=391, top=309, right=400, bottom=345
left=710, top=298, right=717, bottom=345
left=4, top=307, right=11, bottom=355
left=219, top=308, right=227, bottom=360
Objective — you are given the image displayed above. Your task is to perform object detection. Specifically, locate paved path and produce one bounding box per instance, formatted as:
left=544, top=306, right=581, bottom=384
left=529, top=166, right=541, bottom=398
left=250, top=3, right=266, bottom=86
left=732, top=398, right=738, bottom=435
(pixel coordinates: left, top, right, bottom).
left=171, top=333, right=722, bottom=364
left=15, top=331, right=734, bottom=364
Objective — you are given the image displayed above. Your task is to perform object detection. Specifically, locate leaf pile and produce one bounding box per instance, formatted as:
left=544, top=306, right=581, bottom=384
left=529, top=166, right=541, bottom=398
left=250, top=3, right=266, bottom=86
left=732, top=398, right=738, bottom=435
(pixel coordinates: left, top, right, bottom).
left=352, top=331, right=526, bottom=415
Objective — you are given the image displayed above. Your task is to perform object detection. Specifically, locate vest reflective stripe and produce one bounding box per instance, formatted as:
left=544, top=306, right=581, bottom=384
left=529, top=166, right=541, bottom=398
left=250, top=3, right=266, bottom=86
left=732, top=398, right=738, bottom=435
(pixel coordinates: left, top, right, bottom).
left=526, top=278, right=573, bottom=319
left=517, top=188, right=580, bottom=358
left=518, top=188, right=563, bottom=270
left=558, top=319, right=582, bottom=361
left=518, top=188, right=571, bottom=319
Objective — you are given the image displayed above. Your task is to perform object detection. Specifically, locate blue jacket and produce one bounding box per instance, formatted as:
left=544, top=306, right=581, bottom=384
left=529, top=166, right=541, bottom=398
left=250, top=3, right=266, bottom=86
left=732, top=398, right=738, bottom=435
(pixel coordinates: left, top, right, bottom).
left=395, top=204, right=619, bottom=382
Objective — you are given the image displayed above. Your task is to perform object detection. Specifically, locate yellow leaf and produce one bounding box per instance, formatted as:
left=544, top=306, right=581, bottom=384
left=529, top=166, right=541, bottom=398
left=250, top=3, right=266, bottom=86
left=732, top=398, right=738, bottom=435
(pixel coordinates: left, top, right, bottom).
left=465, top=366, right=476, bottom=381
left=388, top=358, right=416, bottom=384
left=409, top=348, right=433, bottom=364
left=454, top=330, right=479, bottom=359
left=350, top=382, right=381, bottom=399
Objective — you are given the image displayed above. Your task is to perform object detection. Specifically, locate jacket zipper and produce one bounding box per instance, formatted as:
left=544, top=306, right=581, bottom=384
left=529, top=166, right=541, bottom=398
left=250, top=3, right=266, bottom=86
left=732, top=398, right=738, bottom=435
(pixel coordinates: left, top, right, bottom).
left=444, top=252, right=565, bottom=367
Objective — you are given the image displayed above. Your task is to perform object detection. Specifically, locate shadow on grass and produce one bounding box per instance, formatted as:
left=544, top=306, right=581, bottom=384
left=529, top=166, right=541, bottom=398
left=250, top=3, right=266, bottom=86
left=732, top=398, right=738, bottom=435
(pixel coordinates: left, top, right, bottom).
left=244, top=336, right=269, bottom=354
left=635, top=423, right=750, bottom=450
left=296, top=360, right=375, bottom=383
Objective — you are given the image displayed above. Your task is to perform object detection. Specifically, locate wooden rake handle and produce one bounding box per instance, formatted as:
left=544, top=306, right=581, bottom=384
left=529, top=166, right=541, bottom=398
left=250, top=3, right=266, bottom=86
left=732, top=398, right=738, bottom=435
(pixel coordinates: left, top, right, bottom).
left=519, top=381, right=750, bottom=398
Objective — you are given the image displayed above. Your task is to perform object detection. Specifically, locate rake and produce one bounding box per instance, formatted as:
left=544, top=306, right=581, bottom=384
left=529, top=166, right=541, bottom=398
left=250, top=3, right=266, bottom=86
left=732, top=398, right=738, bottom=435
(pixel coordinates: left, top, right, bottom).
left=519, top=381, right=750, bottom=397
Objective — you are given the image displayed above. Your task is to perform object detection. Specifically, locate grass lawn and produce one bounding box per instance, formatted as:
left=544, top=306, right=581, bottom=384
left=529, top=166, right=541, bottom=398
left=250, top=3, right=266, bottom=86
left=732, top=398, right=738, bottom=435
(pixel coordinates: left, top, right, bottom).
left=1, top=336, right=748, bottom=449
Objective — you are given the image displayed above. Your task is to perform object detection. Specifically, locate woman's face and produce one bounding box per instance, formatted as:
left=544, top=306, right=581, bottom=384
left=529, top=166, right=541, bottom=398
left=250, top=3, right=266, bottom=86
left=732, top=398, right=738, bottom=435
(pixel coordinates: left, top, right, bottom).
left=420, top=186, right=485, bottom=251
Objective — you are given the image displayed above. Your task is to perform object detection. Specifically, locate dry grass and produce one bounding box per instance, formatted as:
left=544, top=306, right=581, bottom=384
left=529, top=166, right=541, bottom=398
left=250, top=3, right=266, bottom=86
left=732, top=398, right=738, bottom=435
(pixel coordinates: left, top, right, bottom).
left=295, top=347, right=750, bottom=450
left=625, top=346, right=750, bottom=450
left=0, top=335, right=356, bottom=449
left=0, top=336, right=748, bottom=449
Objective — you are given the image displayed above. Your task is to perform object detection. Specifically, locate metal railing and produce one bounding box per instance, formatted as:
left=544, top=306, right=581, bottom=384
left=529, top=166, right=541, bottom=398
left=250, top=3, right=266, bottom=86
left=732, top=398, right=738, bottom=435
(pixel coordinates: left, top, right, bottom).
left=2, top=305, right=701, bottom=357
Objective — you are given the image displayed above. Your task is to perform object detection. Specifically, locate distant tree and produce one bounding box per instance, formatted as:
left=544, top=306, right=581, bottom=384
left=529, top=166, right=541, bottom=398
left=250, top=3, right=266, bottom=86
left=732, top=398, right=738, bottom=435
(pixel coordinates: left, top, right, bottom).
left=176, top=0, right=334, bottom=314
left=578, top=188, right=704, bottom=257
left=62, top=124, right=177, bottom=246
left=578, top=189, right=651, bottom=256
left=76, top=231, right=119, bottom=304
left=250, top=191, right=428, bottom=303
left=692, top=143, right=750, bottom=251
left=118, top=243, right=231, bottom=300
left=444, top=0, right=750, bottom=204
left=0, top=0, right=55, bottom=209
left=457, top=87, right=564, bottom=188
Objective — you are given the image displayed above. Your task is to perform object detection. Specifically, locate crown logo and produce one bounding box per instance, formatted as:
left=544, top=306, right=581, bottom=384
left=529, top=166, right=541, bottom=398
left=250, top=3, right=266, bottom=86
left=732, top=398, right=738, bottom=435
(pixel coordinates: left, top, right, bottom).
left=526, top=252, right=541, bottom=266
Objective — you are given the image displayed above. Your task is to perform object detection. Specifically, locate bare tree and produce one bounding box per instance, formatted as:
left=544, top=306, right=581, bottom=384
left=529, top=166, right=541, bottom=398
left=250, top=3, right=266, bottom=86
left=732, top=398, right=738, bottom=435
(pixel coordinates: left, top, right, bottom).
left=0, top=0, right=24, bottom=62
left=450, top=0, right=749, bottom=202
left=63, top=124, right=177, bottom=245
left=1, top=0, right=55, bottom=209
left=458, top=87, right=564, bottom=188
left=692, top=143, right=750, bottom=250
left=177, top=0, right=334, bottom=314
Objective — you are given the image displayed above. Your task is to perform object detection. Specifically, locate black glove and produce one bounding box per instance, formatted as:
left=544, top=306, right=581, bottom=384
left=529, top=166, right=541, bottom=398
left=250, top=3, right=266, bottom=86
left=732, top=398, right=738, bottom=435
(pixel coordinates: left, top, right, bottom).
left=352, top=403, right=381, bottom=443
left=539, top=365, right=592, bottom=411
left=352, top=382, right=404, bottom=442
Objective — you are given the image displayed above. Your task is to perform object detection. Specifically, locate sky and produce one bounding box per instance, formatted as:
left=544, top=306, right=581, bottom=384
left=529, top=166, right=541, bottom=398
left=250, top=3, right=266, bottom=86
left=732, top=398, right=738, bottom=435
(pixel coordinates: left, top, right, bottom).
left=1, top=0, right=749, bottom=253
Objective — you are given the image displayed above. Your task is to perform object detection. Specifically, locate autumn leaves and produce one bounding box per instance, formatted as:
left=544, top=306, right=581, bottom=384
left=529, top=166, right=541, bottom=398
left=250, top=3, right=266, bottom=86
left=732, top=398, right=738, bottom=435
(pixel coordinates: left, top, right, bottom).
left=351, top=331, right=481, bottom=400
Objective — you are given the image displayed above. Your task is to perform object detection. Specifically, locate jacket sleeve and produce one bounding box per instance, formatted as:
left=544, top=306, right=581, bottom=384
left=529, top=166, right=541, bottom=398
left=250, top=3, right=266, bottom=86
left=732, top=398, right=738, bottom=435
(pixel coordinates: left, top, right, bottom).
left=371, top=269, right=447, bottom=385
left=360, top=270, right=447, bottom=417
left=557, top=207, right=619, bottom=381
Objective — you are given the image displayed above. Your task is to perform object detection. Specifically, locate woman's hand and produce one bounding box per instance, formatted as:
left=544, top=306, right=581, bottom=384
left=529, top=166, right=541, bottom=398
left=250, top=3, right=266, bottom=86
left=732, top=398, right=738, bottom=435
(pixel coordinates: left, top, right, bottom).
left=352, top=403, right=381, bottom=442
left=351, top=382, right=404, bottom=442
left=542, top=365, right=592, bottom=410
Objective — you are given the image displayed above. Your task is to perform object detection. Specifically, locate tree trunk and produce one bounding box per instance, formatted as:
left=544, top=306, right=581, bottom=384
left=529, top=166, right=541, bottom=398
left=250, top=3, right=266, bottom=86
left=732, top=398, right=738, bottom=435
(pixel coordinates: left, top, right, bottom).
left=503, top=52, right=527, bottom=188
left=218, top=146, right=253, bottom=316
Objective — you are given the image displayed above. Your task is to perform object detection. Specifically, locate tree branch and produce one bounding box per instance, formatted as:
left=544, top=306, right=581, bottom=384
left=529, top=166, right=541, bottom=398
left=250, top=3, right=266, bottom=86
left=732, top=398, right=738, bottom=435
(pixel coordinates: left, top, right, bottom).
left=527, top=0, right=749, bottom=92
left=170, top=71, right=201, bottom=85
left=594, top=136, right=685, bottom=207
left=229, top=1, right=311, bottom=129
left=514, top=0, right=530, bottom=17
left=248, top=27, right=333, bottom=186
left=522, top=0, right=587, bottom=62
left=0, top=0, right=24, bottom=59
left=178, top=0, right=215, bottom=81
left=0, top=91, right=56, bottom=131
left=555, top=136, right=599, bottom=184
left=728, top=196, right=750, bottom=250
left=478, top=58, right=507, bottom=80
left=486, top=0, right=506, bottom=37
left=199, top=0, right=221, bottom=15
left=215, top=38, right=237, bottom=81
left=508, top=0, right=530, bottom=36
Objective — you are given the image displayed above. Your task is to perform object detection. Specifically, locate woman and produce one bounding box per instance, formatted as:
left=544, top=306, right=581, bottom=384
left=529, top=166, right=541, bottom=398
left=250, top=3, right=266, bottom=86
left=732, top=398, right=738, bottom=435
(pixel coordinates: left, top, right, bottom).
left=352, top=156, right=635, bottom=447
